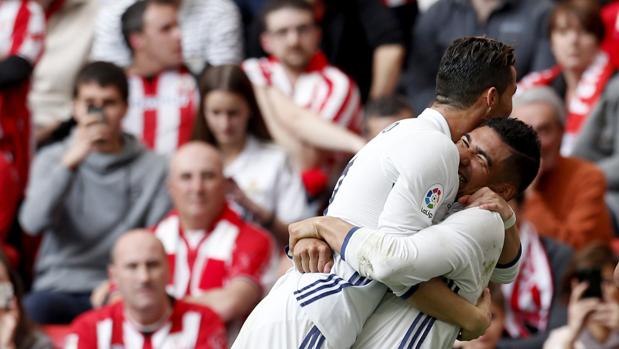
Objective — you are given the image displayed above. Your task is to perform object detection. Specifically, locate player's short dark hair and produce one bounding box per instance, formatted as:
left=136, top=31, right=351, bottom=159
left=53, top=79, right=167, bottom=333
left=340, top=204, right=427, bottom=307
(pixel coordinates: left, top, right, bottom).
left=435, top=37, right=515, bottom=109
left=261, top=0, right=315, bottom=31
left=364, top=95, right=413, bottom=119
left=73, top=61, right=129, bottom=103
left=483, top=118, right=540, bottom=193
left=121, top=0, right=177, bottom=54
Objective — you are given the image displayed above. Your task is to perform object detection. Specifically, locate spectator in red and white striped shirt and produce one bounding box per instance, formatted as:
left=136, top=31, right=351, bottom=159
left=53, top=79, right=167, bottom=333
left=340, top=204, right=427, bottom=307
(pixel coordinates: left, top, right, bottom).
left=0, top=0, right=45, bottom=190
left=66, top=230, right=227, bottom=349
left=0, top=0, right=45, bottom=269
left=243, top=0, right=364, bottom=197
left=121, top=0, right=199, bottom=156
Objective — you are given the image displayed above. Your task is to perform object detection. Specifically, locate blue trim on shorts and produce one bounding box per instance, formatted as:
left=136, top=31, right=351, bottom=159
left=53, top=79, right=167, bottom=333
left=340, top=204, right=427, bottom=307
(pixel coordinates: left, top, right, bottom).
left=340, top=226, right=360, bottom=261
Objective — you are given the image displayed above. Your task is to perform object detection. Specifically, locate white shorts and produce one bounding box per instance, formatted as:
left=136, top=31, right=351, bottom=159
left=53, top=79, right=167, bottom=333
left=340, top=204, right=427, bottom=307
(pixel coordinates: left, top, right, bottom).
left=232, top=271, right=334, bottom=349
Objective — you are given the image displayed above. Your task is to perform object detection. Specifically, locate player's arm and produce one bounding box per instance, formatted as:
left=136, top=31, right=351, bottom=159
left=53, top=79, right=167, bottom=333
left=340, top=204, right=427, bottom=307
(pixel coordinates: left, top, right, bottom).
left=408, top=281, right=493, bottom=341
left=290, top=212, right=497, bottom=339
left=460, top=187, right=522, bottom=283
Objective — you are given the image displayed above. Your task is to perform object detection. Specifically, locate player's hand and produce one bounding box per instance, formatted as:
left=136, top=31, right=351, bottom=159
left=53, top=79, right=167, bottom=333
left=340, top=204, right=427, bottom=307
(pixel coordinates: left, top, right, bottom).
left=459, top=288, right=491, bottom=341
left=292, top=238, right=333, bottom=273
left=459, top=187, right=512, bottom=221
left=288, top=217, right=323, bottom=251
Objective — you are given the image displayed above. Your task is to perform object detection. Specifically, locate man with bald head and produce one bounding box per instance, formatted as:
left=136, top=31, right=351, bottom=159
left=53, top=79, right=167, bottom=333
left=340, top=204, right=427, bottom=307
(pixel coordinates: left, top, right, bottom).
left=152, top=142, right=276, bottom=341
left=66, top=230, right=227, bottom=349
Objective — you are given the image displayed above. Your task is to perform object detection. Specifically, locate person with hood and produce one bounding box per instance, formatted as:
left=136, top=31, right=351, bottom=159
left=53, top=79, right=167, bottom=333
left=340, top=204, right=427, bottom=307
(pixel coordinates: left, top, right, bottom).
left=18, top=61, right=171, bottom=325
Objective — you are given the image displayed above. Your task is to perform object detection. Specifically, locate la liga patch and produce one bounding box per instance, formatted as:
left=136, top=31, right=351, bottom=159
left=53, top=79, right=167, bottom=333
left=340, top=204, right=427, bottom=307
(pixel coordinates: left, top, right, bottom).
left=421, top=184, right=443, bottom=219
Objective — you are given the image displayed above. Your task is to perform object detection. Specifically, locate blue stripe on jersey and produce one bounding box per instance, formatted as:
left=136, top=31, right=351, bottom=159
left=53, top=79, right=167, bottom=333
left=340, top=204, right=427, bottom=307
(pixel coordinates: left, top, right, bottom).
left=398, top=279, right=459, bottom=348
left=295, top=277, right=347, bottom=301
left=294, top=274, right=338, bottom=295
left=296, top=272, right=371, bottom=307
left=414, top=318, right=436, bottom=349
left=299, top=326, right=326, bottom=349
left=340, top=226, right=360, bottom=261
left=399, top=284, right=420, bottom=299
left=409, top=315, right=433, bottom=348
left=398, top=313, right=425, bottom=349
left=299, top=326, right=318, bottom=349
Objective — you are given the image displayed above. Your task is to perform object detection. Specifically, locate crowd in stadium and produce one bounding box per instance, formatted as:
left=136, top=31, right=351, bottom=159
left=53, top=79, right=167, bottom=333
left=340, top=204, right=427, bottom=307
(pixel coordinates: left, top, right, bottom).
left=1, top=0, right=619, bottom=348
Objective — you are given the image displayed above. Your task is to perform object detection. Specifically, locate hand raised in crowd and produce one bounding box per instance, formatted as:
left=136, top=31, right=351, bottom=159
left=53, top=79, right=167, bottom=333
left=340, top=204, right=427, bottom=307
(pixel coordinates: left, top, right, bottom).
left=590, top=300, right=619, bottom=330
left=292, top=238, right=333, bottom=274
left=565, top=280, right=601, bottom=342
left=62, top=112, right=111, bottom=170
left=0, top=297, right=18, bottom=349
left=459, top=187, right=513, bottom=221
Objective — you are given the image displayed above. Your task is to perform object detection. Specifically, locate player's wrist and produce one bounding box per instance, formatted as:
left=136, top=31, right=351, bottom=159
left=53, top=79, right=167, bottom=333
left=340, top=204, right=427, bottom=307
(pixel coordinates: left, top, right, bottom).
left=502, top=207, right=516, bottom=230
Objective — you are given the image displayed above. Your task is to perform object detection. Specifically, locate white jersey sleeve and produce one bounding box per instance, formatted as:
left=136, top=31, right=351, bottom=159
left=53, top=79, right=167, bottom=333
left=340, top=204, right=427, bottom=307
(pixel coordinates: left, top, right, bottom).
left=342, top=208, right=505, bottom=297
left=490, top=246, right=522, bottom=284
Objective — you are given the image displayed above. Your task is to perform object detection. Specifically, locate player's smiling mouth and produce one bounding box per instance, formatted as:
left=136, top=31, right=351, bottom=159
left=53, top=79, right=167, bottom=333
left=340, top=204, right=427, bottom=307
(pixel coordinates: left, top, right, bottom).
left=458, top=173, right=467, bottom=186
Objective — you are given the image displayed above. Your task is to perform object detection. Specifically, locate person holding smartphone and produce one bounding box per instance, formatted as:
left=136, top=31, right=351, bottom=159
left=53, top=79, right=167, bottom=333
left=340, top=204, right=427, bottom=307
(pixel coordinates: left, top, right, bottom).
left=0, top=252, right=52, bottom=349
left=544, top=242, right=619, bottom=349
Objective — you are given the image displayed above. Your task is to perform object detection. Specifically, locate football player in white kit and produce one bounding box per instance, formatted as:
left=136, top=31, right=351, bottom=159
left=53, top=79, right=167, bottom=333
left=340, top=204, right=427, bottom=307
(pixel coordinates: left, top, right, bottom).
left=233, top=36, right=520, bottom=349
left=289, top=118, right=541, bottom=348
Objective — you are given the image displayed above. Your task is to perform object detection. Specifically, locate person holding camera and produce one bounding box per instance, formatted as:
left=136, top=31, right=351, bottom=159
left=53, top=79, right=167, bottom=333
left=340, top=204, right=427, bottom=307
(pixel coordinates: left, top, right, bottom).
left=0, top=251, right=52, bottom=349
left=18, top=61, right=171, bottom=325
left=543, top=242, right=619, bottom=349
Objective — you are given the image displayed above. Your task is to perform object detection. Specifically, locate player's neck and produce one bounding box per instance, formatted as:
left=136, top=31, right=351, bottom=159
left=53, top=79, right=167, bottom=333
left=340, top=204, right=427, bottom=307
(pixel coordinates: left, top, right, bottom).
left=432, top=104, right=481, bottom=142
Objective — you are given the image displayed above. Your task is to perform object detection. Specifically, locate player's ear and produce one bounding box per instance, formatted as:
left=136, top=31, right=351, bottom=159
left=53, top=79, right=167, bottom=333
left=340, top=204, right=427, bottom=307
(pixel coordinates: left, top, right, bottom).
left=485, top=87, right=499, bottom=110
left=491, top=182, right=517, bottom=202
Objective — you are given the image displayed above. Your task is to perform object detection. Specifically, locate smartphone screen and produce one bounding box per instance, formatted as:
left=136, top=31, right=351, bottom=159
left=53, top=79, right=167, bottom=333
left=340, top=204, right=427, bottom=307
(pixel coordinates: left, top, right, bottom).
left=575, top=268, right=603, bottom=299
left=87, top=105, right=106, bottom=124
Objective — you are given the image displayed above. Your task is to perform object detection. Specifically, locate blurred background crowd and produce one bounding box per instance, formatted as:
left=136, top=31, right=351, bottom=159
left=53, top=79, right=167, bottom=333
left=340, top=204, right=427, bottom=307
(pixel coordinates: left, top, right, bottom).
left=2, top=0, right=619, bottom=348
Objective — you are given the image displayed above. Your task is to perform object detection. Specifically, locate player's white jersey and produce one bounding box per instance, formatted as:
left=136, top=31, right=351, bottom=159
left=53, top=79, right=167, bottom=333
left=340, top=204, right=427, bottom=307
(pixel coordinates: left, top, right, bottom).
left=351, top=208, right=505, bottom=349
left=297, top=108, right=460, bottom=348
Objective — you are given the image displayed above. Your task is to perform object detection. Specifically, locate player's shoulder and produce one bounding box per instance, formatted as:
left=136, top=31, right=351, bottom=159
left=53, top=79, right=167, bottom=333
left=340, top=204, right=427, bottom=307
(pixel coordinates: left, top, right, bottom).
left=382, top=119, right=458, bottom=161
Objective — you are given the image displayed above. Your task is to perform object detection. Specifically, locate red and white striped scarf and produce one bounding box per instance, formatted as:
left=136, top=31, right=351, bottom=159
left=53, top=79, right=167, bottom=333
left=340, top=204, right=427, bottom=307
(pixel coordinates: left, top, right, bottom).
left=501, top=222, right=554, bottom=338
left=518, top=51, right=615, bottom=154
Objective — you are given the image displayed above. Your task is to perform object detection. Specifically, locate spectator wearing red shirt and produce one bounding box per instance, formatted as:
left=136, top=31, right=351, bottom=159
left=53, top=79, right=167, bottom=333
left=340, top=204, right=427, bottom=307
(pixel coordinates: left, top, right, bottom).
left=0, top=0, right=45, bottom=193
left=143, top=141, right=274, bottom=343
left=66, top=230, right=227, bottom=349
left=243, top=0, right=365, bottom=197
left=0, top=0, right=45, bottom=262
left=121, top=0, right=198, bottom=156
